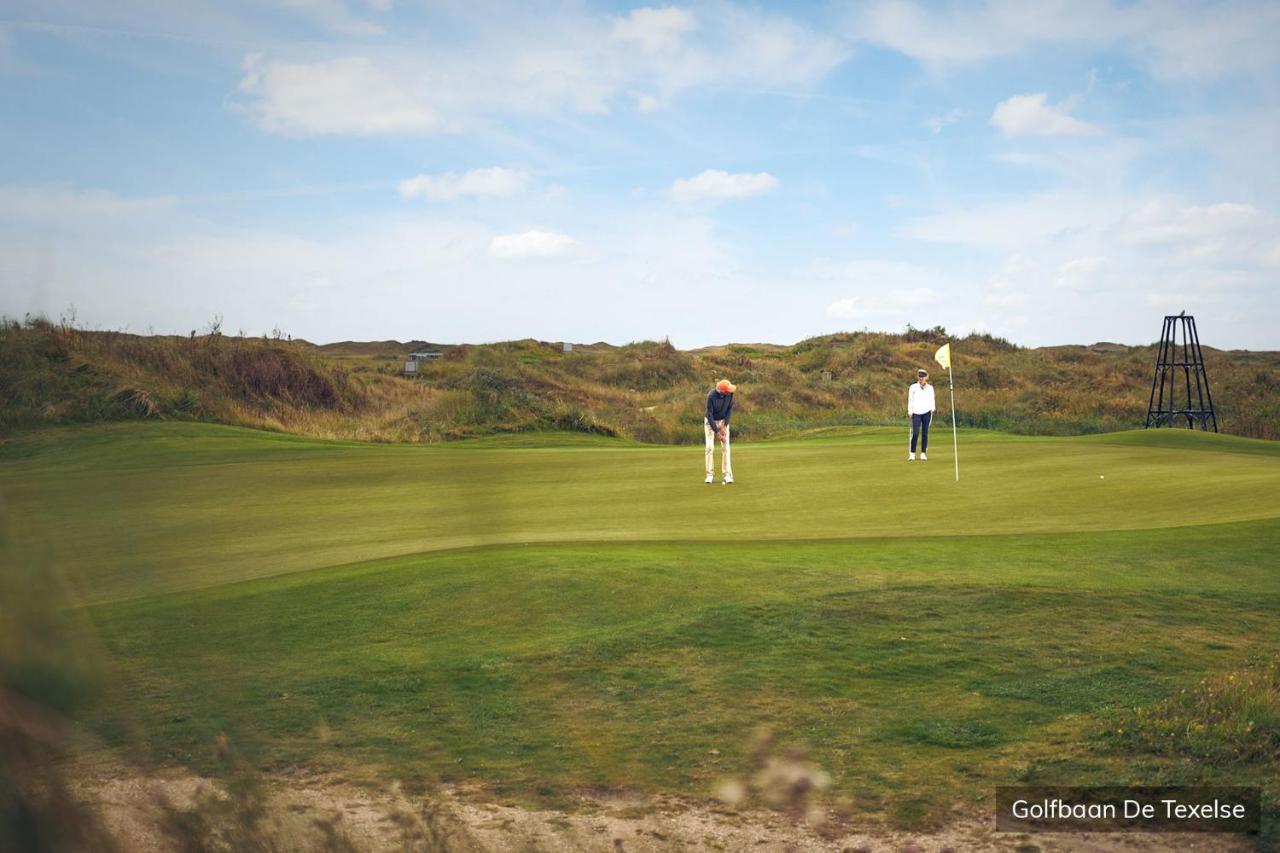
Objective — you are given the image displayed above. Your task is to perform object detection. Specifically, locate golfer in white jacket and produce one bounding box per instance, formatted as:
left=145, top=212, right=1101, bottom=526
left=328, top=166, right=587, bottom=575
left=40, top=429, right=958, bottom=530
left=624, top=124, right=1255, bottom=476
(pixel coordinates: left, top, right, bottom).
left=907, top=368, right=935, bottom=461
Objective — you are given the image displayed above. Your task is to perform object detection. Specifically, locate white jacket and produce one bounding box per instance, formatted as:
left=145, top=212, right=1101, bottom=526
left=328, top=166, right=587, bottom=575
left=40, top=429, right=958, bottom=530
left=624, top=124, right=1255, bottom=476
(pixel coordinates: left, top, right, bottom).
left=908, top=382, right=936, bottom=415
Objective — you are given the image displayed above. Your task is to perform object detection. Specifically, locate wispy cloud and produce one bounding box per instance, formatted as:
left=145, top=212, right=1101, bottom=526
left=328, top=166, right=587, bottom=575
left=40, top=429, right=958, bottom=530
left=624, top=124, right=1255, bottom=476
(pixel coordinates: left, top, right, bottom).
left=488, top=229, right=577, bottom=259
left=991, top=93, right=1099, bottom=137
left=816, top=260, right=952, bottom=322
left=926, top=107, right=961, bottom=134
left=398, top=168, right=531, bottom=201
left=238, top=54, right=438, bottom=135
left=671, top=169, right=778, bottom=201
left=610, top=6, right=696, bottom=53
left=234, top=4, right=849, bottom=136
left=847, top=0, right=1280, bottom=79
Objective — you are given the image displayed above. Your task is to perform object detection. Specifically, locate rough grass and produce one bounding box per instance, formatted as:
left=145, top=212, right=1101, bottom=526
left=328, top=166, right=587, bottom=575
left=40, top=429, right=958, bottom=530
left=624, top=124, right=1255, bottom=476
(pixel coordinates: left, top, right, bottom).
left=0, top=319, right=368, bottom=435
left=4, top=320, right=1277, bottom=443
left=1101, top=657, right=1280, bottom=765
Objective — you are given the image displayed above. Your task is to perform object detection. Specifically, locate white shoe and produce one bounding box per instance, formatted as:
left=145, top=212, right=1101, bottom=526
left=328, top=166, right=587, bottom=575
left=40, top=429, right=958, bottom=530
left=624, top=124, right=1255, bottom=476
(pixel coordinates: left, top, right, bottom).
left=723, top=477, right=734, bottom=485
left=908, top=453, right=915, bottom=461
left=920, top=453, right=927, bottom=461
left=704, top=474, right=714, bottom=484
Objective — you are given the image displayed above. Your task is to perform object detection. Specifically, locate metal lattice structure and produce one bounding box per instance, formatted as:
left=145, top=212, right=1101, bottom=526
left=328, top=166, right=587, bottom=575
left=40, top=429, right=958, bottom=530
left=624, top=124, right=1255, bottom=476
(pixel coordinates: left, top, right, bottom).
left=1145, top=313, right=1217, bottom=432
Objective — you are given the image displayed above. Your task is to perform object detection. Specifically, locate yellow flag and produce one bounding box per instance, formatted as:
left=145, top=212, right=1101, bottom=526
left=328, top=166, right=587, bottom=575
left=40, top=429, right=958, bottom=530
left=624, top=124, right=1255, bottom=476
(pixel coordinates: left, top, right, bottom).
left=934, top=342, right=951, bottom=370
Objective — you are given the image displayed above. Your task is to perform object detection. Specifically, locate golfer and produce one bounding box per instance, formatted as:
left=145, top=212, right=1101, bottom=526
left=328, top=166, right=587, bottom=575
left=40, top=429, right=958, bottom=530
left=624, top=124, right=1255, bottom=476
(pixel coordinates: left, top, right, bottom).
left=705, top=379, right=735, bottom=484
left=908, top=368, right=935, bottom=461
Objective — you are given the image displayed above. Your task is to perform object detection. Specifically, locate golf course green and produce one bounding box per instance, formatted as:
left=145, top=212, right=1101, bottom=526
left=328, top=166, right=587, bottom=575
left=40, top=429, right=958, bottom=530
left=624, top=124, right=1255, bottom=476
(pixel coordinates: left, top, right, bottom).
left=3, top=422, right=1278, bottom=827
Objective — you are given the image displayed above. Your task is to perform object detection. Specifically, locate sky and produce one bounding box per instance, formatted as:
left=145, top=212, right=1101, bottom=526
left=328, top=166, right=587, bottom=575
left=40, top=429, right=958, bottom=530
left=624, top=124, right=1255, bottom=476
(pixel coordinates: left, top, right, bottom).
left=1, top=0, right=1278, bottom=349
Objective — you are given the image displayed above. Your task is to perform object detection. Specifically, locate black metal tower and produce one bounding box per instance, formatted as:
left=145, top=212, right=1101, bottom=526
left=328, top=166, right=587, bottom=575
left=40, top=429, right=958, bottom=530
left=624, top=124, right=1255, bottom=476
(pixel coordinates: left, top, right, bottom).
left=1145, top=312, right=1217, bottom=432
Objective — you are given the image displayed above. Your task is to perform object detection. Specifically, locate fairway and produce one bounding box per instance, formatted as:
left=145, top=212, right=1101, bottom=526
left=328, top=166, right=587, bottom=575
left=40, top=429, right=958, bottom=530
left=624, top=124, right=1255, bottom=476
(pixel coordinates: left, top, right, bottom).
left=3, top=422, right=1279, bottom=829
left=3, top=422, right=1278, bottom=604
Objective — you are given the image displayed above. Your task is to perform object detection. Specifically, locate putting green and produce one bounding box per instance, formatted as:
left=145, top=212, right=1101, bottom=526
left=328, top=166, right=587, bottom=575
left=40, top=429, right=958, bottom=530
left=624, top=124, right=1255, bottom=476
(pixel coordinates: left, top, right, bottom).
left=3, top=422, right=1279, bottom=604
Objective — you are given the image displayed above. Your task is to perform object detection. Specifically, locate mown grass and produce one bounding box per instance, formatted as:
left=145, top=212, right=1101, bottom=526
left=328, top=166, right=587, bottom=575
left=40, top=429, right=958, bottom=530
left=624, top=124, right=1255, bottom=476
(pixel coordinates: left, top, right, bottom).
left=86, top=529, right=1280, bottom=829
left=4, top=422, right=1279, bottom=604
left=4, top=422, right=1279, bottom=835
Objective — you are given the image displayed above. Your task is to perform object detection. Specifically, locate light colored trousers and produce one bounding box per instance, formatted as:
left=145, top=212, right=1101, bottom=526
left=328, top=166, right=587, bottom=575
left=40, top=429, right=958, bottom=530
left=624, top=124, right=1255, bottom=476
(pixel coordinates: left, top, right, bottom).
left=704, top=418, right=733, bottom=479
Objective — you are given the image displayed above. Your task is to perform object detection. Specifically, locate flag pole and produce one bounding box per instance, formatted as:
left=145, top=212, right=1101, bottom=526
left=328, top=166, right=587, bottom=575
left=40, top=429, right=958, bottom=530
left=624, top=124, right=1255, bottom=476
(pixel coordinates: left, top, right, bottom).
left=948, top=364, right=959, bottom=482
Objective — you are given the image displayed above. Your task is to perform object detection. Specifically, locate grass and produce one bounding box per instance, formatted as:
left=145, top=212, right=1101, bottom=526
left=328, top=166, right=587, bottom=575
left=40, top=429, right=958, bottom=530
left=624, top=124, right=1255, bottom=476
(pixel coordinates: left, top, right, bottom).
left=3, top=421, right=1279, bottom=834
left=6, top=320, right=1279, bottom=443
left=3, top=422, right=1279, bottom=604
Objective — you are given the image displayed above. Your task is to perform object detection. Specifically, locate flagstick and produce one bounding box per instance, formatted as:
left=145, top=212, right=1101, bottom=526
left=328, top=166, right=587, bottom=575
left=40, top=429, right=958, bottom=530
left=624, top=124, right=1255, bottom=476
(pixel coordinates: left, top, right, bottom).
left=948, top=365, right=959, bottom=482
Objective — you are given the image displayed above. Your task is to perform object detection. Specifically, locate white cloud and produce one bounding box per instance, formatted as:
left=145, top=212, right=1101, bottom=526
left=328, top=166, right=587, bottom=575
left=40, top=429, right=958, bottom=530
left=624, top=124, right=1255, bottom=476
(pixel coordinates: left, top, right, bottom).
left=826, top=288, right=934, bottom=319
left=900, top=190, right=1280, bottom=340
left=982, top=254, right=1035, bottom=308
left=1120, top=200, right=1271, bottom=245
left=814, top=259, right=950, bottom=321
left=633, top=92, right=664, bottom=112
left=906, top=192, right=1280, bottom=272
left=704, top=5, right=849, bottom=86
left=991, top=93, right=1100, bottom=137
left=1053, top=256, right=1109, bottom=290
left=488, top=229, right=578, bottom=259
left=238, top=55, right=438, bottom=135
left=398, top=168, right=531, bottom=201
left=853, top=0, right=1019, bottom=64
left=610, top=6, right=696, bottom=53
left=0, top=189, right=777, bottom=345
left=1118, top=200, right=1278, bottom=266
left=926, top=108, right=961, bottom=134
left=5, top=178, right=1277, bottom=349
left=904, top=190, right=1128, bottom=249
left=236, top=5, right=848, bottom=135
left=1135, top=2, right=1280, bottom=80
left=848, top=0, right=1280, bottom=80
left=671, top=169, right=779, bottom=201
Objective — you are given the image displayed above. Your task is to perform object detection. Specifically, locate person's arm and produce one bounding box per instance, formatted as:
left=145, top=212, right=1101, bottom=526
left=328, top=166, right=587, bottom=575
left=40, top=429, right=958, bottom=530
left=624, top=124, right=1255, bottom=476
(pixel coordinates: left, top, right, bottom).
left=908, top=384, right=916, bottom=415
left=723, top=395, right=733, bottom=426
left=706, top=391, right=716, bottom=430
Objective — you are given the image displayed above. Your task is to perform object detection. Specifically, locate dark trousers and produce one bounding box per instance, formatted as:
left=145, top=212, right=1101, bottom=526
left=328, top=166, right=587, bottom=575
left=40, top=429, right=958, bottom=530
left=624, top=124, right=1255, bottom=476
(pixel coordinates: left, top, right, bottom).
left=911, top=412, right=932, bottom=453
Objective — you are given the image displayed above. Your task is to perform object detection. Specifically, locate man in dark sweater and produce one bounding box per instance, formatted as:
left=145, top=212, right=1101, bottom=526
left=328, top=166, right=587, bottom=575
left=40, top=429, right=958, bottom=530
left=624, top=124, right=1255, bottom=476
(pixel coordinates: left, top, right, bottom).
left=704, top=379, right=735, bottom=484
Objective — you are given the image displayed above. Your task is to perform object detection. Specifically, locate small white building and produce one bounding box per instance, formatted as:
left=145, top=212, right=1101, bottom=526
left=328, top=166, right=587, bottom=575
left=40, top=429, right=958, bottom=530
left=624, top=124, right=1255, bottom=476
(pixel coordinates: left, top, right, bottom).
left=403, top=349, right=442, bottom=376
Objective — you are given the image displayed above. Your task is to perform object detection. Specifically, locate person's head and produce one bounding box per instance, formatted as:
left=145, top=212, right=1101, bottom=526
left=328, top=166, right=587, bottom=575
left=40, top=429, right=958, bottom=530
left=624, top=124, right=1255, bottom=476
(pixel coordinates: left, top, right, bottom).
left=716, top=379, right=736, bottom=394
left=917, top=369, right=928, bottom=386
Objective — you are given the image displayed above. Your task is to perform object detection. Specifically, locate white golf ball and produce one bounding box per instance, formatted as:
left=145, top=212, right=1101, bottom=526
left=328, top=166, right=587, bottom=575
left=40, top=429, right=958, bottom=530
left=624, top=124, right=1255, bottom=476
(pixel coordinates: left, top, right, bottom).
left=1099, top=475, right=1105, bottom=479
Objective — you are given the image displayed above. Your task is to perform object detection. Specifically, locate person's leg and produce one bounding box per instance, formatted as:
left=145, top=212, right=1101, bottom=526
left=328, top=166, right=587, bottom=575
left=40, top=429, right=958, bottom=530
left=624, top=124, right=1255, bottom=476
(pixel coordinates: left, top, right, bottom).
left=722, top=425, right=733, bottom=481
left=920, top=412, right=931, bottom=453
left=705, top=418, right=715, bottom=477
left=910, top=414, right=920, bottom=453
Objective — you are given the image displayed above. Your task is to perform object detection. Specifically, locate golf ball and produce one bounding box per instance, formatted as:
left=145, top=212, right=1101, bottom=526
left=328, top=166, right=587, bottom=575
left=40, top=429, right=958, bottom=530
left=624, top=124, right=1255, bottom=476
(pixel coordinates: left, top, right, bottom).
left=1099, top=475, right=1105, bottom=479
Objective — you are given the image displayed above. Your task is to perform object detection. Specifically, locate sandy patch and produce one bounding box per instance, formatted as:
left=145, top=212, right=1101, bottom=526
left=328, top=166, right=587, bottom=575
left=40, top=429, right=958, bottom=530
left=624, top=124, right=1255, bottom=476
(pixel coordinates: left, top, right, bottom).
left=63, top=763, right=1257, bottom=853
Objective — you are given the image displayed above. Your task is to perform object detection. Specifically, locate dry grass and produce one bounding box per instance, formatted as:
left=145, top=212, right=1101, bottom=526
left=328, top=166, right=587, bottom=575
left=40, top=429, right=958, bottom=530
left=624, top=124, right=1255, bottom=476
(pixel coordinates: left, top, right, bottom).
left=3, top=320, right=1277, bottom=442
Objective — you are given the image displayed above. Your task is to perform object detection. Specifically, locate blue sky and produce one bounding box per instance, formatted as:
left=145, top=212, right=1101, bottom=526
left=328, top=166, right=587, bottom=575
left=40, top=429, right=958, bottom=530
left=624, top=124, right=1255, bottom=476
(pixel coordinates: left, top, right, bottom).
left=1, top=0, right=1277, bottom=348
